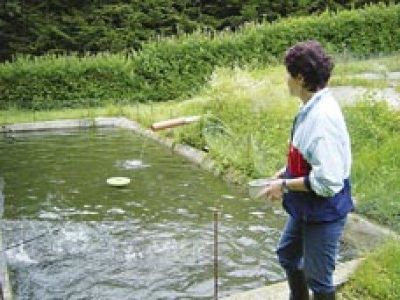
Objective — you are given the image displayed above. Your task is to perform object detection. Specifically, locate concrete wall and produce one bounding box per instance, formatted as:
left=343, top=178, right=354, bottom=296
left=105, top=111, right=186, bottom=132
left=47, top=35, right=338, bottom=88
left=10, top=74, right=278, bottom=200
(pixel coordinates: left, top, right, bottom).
left=0, top=177, right=12, bottom=299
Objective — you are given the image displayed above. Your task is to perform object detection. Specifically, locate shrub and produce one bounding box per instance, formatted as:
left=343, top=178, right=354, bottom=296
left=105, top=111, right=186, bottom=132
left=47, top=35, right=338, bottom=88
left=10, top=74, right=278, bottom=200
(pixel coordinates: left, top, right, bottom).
left=1, top=3, right=400, bottom=109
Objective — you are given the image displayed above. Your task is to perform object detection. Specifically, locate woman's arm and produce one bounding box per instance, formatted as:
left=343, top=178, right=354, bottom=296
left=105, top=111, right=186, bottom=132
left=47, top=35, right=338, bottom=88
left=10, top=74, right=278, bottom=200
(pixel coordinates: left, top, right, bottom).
left=285, top=177, right=309, bottom=192
left=261, top=177, right=309, bottom=201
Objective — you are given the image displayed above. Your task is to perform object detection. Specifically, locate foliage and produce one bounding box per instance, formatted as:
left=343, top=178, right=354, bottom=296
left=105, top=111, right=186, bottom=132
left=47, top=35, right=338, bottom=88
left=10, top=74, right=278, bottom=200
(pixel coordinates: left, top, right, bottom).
left=344, top=99, right=400, bottom=231
left=341, top=239, right=400, bottom=300
left=1, top=0, right=398, bottom=61
left=0, top=53, right=140, bottom=109
left=1, top=4, right=400, bottom=110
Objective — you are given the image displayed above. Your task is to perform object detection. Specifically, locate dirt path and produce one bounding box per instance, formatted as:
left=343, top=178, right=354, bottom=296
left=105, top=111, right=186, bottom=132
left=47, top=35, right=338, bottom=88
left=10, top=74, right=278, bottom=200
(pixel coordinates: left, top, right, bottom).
left=331, top=86, right=400, bottom=109
left=331, top=71, right=400, bottom=108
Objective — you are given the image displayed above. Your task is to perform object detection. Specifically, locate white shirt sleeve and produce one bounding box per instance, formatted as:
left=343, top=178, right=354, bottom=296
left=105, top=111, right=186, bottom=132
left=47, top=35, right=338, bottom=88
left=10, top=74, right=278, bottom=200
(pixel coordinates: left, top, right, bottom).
left=307, top=134, right=346, bottom=197
left=293, top=90, right=351, bottom=197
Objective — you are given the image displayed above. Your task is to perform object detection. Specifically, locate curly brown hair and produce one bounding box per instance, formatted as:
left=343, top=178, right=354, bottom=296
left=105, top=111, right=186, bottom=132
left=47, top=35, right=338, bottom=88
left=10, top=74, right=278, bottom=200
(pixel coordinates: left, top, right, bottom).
left=284, top=40, right=334, bottom=92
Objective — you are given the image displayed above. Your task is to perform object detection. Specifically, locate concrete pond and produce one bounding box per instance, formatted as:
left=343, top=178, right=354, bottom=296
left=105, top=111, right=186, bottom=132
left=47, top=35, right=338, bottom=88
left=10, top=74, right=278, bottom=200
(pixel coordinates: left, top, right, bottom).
left=0, top=118, right=396, bottom=299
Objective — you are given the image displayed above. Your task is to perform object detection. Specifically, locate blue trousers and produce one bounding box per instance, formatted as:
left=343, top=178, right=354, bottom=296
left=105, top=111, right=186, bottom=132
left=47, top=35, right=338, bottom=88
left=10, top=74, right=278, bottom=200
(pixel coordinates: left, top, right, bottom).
left=276, top=216, right=347, bottom=293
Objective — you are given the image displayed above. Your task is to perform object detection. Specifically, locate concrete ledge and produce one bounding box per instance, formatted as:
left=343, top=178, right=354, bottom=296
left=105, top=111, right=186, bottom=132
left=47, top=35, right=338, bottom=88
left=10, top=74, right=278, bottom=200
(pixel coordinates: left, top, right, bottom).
left=345, top=213, right=399, bottom=251
left=0, top=231, right=13, bottom=300
left=221, top=259, right=364, bottom=300
left=0, top=119, right=94, bottom=132
left=0, top=117, right=131, bottom=133
left=116, top=118, right=215, bottom=170
left=0, top=178, right=12, bottom=300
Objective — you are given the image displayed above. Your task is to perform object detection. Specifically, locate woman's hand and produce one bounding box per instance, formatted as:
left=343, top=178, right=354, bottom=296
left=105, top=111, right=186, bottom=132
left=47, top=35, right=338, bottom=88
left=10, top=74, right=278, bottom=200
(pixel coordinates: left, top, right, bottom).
left=272, top=167, right=286, bottom=179
left=259, top=179, right=283, bottom=201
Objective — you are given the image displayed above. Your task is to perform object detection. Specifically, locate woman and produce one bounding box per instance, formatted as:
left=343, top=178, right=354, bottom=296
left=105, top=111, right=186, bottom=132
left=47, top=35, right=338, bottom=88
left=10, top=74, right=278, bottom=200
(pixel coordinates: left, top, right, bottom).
left=262, top=41, right=354, bottom=300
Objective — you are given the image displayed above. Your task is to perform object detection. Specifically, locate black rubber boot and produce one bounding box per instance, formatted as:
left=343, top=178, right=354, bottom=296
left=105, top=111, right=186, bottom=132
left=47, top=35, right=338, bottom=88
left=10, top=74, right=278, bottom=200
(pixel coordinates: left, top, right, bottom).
left=287, top=269, right=310, bottom=300
left=313, top=291, right=335, bottom=300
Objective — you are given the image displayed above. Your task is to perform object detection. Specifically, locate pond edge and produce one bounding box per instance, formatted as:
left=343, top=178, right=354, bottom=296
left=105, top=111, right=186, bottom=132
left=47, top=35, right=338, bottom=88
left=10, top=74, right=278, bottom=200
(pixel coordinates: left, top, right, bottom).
left=1, top=117, right=398, bottom=300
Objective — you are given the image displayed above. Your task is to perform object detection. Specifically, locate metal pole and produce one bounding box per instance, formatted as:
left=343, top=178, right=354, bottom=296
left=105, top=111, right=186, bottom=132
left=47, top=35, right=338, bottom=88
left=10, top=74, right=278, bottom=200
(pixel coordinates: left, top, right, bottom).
left=213, top=208, right=219, bottom=300
left=0, top=283, right=4, bottom=300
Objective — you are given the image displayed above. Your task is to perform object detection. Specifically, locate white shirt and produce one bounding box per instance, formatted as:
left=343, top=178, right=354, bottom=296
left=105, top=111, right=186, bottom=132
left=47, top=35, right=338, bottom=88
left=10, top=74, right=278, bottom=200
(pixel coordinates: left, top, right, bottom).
left=292, top=88, right=352, bottom=197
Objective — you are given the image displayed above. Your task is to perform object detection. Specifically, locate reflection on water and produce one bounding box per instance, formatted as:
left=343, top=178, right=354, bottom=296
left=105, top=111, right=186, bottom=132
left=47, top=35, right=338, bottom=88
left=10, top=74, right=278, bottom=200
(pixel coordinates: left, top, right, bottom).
left=115, top=159, right=151, bottom=170
left=0, top=128, right=355, bottom=299
left=4, top=219, right=285, bottom=299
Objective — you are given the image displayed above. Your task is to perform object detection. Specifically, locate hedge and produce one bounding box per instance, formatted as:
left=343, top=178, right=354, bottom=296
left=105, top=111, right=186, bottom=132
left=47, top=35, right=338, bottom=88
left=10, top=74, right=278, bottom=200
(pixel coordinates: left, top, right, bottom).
left=1, top=3, right=400, bottom=110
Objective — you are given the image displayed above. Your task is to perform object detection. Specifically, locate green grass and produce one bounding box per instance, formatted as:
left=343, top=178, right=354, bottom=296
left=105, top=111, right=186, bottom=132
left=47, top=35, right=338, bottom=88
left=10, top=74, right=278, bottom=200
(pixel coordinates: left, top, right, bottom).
left=334, top=52, right=400, bottom=74
left=344, top=99, right=400, bottom=232
left=341, top=239, right=400, bottom=300
left=330, top=53, right=400, bottom=88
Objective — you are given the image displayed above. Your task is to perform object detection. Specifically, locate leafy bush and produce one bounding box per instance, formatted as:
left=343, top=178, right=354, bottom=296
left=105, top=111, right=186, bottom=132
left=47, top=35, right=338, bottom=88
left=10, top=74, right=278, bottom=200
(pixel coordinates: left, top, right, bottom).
left=1, top=3, right=400, bottom=109
left=0, top=53, right=140, bottom=110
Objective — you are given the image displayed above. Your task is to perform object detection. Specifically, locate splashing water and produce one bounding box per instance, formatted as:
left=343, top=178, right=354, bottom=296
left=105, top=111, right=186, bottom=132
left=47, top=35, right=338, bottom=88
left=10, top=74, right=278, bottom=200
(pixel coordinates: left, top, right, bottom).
left=115, top=159, right=150, bottom=170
